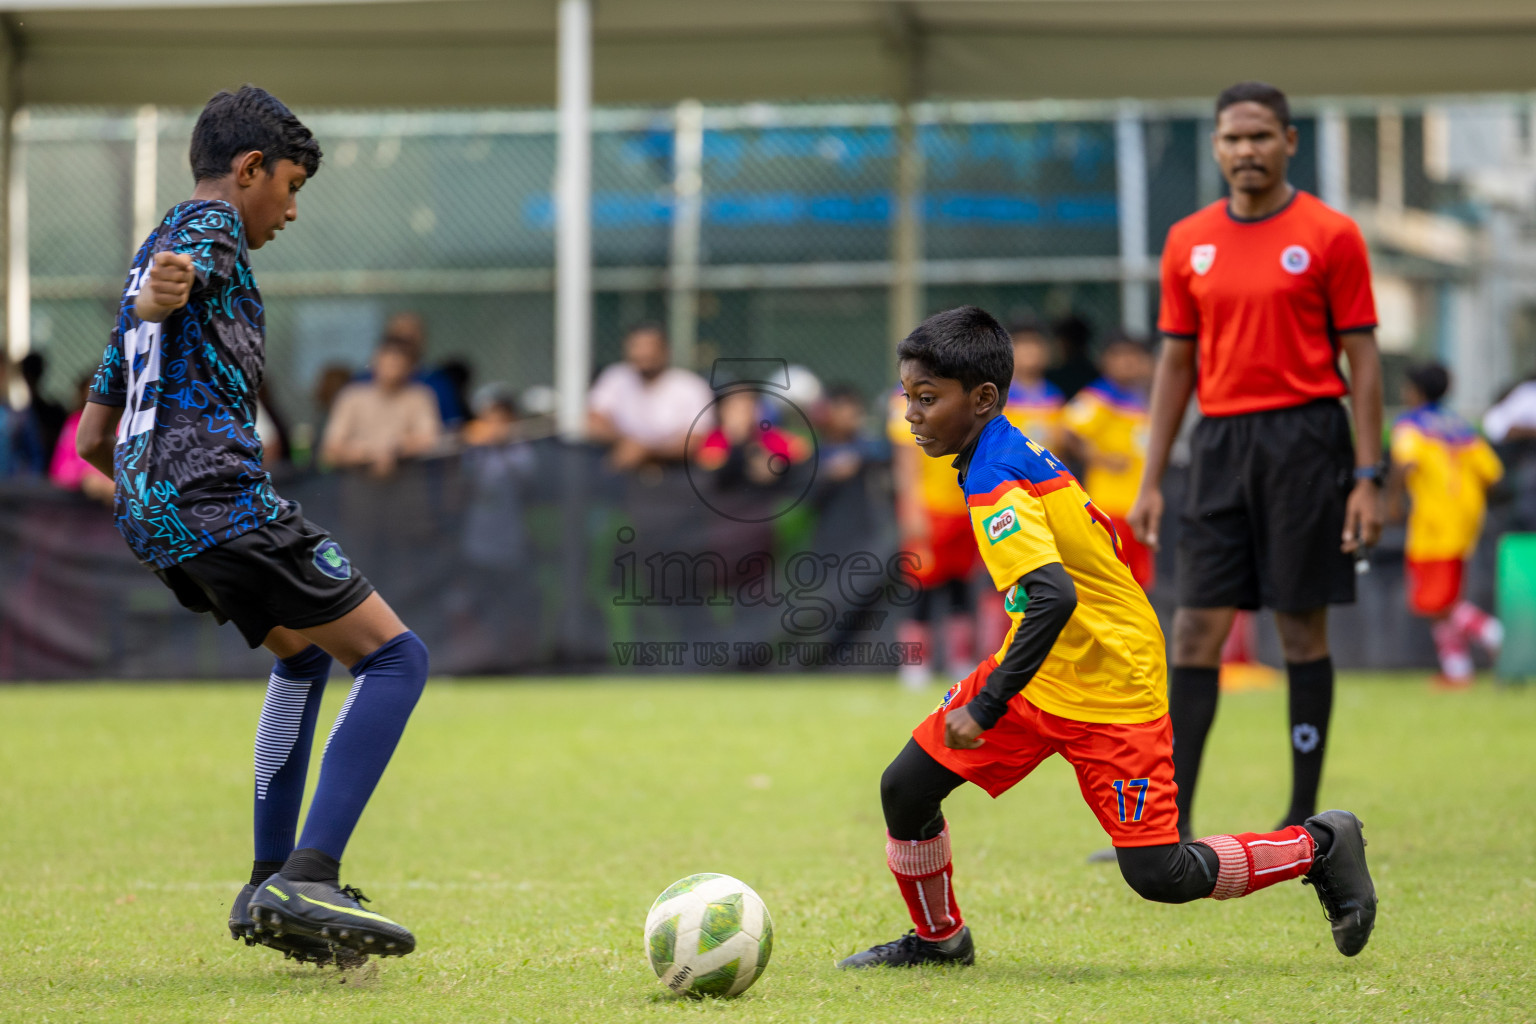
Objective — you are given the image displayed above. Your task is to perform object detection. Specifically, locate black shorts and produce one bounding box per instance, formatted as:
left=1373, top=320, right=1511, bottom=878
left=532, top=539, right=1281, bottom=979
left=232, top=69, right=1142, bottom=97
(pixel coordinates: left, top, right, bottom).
left=154, top=505, right=375, bottom=648
left=1177, top=399, right=1356, bottom=613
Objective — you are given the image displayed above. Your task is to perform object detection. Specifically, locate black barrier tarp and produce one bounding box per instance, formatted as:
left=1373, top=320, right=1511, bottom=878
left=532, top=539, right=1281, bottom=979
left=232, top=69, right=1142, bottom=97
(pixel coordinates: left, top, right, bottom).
left=0, top=441, right=1519, bottom=681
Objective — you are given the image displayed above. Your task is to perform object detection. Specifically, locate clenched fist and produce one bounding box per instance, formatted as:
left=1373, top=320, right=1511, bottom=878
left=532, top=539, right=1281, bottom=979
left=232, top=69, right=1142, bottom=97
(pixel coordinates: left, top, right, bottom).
left=134, top=251, right=194, bottom=323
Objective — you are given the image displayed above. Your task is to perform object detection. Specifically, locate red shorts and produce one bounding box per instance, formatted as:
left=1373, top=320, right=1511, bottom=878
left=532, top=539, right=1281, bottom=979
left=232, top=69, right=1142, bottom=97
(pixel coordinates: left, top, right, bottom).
left=1406, top=558, right=1464, bottom=617
left=907, top=511, right=978, bottom=588
left=913, top=657, right=1180, bottom=847
left=1111, top=515, right=1155, bottom=590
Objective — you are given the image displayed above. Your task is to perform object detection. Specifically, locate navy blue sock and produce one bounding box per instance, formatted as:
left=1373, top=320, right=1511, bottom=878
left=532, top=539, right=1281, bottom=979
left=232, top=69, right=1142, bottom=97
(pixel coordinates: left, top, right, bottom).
left=253, top=645, right=331, bottom=871
left=296, top=631, right=428, bottom=860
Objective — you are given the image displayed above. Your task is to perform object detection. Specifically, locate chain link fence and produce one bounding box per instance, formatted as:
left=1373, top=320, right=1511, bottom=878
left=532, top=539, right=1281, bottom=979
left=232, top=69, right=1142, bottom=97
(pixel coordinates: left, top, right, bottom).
left=15, top=97, right=1528, bottom=438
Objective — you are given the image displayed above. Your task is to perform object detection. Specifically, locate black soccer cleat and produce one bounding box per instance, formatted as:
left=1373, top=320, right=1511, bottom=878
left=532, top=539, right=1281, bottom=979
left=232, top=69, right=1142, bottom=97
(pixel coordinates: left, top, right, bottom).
left=836, top=927, right=974, bottom=969
left=230, top=882, right=366, bottom=968
left=1302, top=810, right=1378, bottom=957
left=247, top=874, right=415, bottom=958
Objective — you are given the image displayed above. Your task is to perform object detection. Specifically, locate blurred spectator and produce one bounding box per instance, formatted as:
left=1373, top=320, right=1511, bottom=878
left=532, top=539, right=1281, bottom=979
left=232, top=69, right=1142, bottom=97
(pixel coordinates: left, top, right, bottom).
left=321, top=337, right=444, bottom=476
left=463, top=383, right=521, bottom=447
left=696, top=388, right=811, bottom=485
left=11, top=352, right=67, bottom=475
left=587, top=322, right=712, bottom=471
left=1046, top=313, right=1099, bottom=400
left=439, top=358, right=473, bottom=433
left=1003, top=318, right=1065, bottom=450
left=1482, top=377, right=1536, bottom=442
left=48, top=374, right=114, bottom=505
left=314, top=363, right=355, bottom=423
left=1062, top=332, right=1155, bottom=589
left=815, top=383, right=884, bottom=483
left=376, top=311, right=470, bottom=429
left=0, top=360, right=18, bottom=479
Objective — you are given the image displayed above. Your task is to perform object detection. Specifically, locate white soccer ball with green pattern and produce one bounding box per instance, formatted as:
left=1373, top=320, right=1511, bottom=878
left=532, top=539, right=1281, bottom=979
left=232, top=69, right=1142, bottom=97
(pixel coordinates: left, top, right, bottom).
left=644, top=873, right=773, bottom=998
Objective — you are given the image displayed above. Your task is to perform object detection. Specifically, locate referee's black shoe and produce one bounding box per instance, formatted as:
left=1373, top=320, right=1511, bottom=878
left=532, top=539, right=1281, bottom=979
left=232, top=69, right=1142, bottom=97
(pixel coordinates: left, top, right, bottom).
left=836, top=927, right=974, bottom=968
left=229, top=883, right=363, bottom=967
left=247, top=875, right=415, bottom=957
left=1302, top=810, right=1377, bottom=957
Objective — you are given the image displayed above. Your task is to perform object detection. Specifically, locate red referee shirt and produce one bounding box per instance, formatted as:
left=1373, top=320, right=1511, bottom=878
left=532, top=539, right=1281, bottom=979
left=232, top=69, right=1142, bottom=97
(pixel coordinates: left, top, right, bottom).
left=1158, top=190, right=1377, bottom=417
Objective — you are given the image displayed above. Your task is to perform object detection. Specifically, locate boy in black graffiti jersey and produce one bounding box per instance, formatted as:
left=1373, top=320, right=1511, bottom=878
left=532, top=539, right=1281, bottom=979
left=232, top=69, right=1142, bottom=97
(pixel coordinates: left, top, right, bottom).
left=78, top=86, right=427, bottom=967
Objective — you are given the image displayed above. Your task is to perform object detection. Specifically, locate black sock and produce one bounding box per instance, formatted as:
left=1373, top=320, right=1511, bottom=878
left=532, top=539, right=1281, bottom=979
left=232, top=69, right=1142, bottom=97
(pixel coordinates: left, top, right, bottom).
left=1284, top=657, right=1334, bottom=825
left=1168, top=666, right=1220, bottom=839
left=281, top=847, right=341, bottom=885
left=1304, top=822, right=1335, bottom=857
left=249, top=859, right=284, bottom=887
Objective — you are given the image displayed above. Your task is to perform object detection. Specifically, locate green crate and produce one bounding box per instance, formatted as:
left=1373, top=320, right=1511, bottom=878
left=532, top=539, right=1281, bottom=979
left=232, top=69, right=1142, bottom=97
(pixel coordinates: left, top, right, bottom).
left=1496, top=533, right=1536, bottom=681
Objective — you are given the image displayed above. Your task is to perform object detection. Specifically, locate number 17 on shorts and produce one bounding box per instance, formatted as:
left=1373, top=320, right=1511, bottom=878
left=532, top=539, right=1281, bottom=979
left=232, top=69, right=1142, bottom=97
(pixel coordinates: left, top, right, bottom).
left=1112, top=778, right=1151, bottom=823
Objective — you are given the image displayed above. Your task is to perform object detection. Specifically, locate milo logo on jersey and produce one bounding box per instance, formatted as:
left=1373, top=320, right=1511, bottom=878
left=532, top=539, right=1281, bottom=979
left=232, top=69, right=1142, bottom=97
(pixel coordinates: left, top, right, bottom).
left=983, top=506, right=1021, bottom=544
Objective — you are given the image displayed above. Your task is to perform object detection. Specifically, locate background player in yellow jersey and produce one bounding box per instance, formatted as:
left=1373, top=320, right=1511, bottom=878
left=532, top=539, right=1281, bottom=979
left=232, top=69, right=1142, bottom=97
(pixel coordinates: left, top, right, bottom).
left=839, top=307, right=1377, bottom=969
left=1062, top=332, right=1155, bottom=589
left=889, top=385, right=977, bottom=689
left=1002, top=319, right=1065, bottom=448
left=1389, top=363, right=1504, bottom=686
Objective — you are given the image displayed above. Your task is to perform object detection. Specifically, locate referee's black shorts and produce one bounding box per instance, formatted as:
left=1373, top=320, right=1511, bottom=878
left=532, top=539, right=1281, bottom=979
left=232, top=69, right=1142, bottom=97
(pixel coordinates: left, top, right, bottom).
left=154, top=504, right=375, bottom=648
left=1176, top=398, right=1356, bottom=613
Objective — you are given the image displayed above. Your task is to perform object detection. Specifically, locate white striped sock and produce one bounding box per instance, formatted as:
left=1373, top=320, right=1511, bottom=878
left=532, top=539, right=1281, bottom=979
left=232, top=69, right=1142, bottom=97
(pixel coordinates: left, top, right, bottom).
left=323, top=674, right=365, bottom=757
left=254, top=675, right=313, bottom=800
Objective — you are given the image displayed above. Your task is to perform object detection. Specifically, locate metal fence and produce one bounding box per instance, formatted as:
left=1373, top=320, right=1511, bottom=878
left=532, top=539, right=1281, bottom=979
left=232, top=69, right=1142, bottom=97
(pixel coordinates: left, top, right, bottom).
left=11, top=97, right=1529, bottom=438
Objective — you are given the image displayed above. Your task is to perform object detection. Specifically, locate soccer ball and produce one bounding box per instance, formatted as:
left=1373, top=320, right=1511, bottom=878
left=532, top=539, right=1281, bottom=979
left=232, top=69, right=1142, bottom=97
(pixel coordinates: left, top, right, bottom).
left=643, top=873, right=773, bottom=998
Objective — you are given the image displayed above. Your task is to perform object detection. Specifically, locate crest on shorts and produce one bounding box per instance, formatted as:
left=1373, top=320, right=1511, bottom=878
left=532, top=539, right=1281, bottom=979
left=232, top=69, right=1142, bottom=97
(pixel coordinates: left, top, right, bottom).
left=935, top=682, right=960, bottom=714
left=1003, top=583, right=1030, bottom=616
left=1281, top=244, right=1311, bottom=274
left=983, top=506, right=1021, bottom=545
left=1190, top=244, right=1216, bottom=275
left=313, top=539, right=352, bottom=581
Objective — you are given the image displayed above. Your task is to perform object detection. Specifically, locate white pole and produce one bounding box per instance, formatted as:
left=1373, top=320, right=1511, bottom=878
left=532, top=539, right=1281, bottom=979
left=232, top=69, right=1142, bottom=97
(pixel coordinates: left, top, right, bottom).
left=1317, top=104, right=1348, bottom=211
left=554, top=0, right=592, bottom=440
left=1115, top=102, right=1149, bottom=336
left=6, top=108, right=28, bottom=385
left=668, top=98, right=704, bottom=370
left=132, top=104, right=159, bottom=251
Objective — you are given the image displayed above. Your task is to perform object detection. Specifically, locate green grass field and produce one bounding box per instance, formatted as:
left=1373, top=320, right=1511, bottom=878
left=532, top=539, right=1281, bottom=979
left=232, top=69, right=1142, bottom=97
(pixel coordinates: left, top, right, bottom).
left=2, top=674, right=1532, bottom=1023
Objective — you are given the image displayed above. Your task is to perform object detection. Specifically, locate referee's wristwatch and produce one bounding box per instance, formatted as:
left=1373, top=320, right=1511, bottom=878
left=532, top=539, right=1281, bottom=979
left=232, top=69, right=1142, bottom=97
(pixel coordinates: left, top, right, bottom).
left=1353, top=464, right=1385, bottom=488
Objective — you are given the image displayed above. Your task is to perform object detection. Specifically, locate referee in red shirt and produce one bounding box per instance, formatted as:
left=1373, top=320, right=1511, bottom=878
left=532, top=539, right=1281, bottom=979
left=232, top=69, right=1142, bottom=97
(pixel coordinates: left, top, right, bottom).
left=1129, top=82, right=1384, bottom=840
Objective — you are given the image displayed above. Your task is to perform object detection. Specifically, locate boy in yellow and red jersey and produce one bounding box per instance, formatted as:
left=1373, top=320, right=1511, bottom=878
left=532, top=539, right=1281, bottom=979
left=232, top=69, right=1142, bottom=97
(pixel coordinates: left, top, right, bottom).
left=889, top=385, right=977, bottom=689
left=1062, top=333, right=1155, bottom=588
left=1390, top=363, right=1504, bottom=686
left=839, top=307, right=1376, bottom=968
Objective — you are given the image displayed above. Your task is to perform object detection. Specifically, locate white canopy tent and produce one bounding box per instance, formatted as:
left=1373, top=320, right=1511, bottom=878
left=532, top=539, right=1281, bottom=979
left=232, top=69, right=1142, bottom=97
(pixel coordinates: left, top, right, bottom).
left=4, top=0, right=1535, bottom=430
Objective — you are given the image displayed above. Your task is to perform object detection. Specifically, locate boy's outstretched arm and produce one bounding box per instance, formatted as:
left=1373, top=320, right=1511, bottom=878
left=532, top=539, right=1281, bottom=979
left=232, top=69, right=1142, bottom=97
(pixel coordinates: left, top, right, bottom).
left=134, top=252, right=195, bottom=322
left=944, top=562, right=1077, bottom=749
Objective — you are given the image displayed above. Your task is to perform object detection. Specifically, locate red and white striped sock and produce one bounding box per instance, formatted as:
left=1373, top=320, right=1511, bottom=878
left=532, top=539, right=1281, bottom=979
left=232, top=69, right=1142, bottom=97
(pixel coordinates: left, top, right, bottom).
left=887, top=828, right=964, bottom=941
left=1450, top=600, right=1502, bottom=652
left=1432, top=618, right=1474, bottom=681
left=1198, top=826, right=1316, bottom=900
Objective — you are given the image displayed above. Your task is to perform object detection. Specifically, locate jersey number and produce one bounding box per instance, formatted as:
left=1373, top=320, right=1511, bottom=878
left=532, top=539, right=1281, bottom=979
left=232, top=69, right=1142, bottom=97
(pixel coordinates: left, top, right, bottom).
left=1084, top=499, right=1131, bottom=569
left=1111, top=778, right=1150, bottom=823
left=119, top=319, right=163, bottom=442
